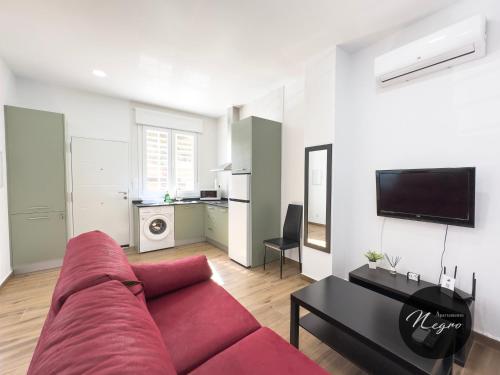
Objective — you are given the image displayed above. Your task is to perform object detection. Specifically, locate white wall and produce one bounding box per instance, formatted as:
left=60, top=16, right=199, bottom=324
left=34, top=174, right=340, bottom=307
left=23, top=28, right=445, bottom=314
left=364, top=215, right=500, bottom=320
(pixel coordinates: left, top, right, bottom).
left=280, top=78, right=306, bottom=264
left=15, top=77, right=217, bottom=247
left=301, top=50, right=335, bottom=280
left=0, top=58, right=16, bottom=284
left=332, top=0, right=500, bottom=340
left=331, top=46, right=353, bottom=278
left=239, top=87, right=284, bottom=123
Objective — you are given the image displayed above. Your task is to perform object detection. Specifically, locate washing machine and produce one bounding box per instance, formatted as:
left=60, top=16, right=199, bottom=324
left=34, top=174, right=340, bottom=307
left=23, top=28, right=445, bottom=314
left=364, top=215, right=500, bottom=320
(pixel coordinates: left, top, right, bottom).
left=138, top=206, right=175, bottom=252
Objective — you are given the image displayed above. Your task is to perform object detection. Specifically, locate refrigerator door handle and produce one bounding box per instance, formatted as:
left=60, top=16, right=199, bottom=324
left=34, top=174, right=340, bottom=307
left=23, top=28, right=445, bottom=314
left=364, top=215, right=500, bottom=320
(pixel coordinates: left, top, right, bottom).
left=229, top=198, right=250, bottom=203
left=229, top=174, right=251, bottom=201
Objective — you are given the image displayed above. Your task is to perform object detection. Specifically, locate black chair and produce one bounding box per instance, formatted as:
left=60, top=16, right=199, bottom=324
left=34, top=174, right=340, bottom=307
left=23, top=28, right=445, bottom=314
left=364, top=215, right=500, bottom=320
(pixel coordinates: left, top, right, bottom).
left=263, top=204, right=302, bottom=279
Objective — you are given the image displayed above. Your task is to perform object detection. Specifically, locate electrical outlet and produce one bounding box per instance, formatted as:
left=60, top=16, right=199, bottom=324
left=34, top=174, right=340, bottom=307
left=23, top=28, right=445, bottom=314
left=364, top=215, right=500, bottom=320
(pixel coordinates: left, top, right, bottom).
left=441, top=275, right=456, bottom=291
left=407, top=272, right=420, bottom=282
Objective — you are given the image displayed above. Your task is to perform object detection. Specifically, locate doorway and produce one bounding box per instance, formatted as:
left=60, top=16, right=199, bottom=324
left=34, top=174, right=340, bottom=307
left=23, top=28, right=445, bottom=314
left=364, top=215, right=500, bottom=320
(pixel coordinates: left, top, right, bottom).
left=71, top=137, right=130, bottom=245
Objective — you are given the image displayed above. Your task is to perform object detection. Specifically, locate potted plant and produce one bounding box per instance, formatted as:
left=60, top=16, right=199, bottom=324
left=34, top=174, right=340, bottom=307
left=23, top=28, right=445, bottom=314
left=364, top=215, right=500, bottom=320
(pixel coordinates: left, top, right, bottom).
left=364, top=251, right=384, bottom=269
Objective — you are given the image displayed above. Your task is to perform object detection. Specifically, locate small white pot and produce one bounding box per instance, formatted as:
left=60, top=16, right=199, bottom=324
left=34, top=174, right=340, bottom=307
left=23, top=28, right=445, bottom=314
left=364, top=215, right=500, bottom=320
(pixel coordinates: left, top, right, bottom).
left=368, top=261, right=377, bottom=270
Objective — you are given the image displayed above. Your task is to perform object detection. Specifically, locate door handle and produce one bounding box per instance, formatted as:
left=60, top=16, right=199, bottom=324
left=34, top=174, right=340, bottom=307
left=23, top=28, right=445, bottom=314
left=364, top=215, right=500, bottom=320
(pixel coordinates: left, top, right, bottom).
left=118, top=191, right=128, bottom=200
left=27, top=216, right=49, bottom=220
left=28, top=206, right=49, bottom=210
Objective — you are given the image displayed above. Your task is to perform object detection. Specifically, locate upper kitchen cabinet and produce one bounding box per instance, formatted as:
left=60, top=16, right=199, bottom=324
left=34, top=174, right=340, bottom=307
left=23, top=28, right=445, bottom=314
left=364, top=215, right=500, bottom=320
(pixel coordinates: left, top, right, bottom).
left=231, top=117, right=252, bottom=174
left=5, top=106, right=66, bottom=214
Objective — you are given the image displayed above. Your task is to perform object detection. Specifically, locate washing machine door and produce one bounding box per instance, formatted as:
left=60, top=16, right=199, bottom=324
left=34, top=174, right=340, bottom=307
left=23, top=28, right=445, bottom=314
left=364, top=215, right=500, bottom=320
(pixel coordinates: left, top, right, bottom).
left=144, top=214, right=171, bottom=241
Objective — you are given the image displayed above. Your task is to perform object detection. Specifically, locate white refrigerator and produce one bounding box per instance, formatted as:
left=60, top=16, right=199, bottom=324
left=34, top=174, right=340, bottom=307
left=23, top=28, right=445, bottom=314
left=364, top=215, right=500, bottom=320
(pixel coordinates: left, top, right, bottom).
left=228, top=174, right=251, bottom=267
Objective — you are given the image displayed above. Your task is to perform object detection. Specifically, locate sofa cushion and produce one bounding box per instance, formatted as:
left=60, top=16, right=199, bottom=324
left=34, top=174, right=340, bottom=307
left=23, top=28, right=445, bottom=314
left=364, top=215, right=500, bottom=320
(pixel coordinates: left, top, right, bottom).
left=51, top=231, right=141, bottom=313
left=189, top=327, right=329, bottom=375
left=131, top=255, right=212, bottom=299
left=148, top=279, right=260, bottom=374
left=28, top=280, right=176, bottom=375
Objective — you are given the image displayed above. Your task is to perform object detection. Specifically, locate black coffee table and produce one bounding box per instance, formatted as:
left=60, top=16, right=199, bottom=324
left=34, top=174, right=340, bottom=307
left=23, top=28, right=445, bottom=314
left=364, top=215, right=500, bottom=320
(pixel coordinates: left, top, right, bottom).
left=290, top=276, right=453, bottom=375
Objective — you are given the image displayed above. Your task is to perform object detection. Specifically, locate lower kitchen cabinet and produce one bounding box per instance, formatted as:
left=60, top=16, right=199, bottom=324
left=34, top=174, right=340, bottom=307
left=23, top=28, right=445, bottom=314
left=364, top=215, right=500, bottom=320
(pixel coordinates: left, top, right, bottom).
left=173, top=203, right=228, bottom=250
left=10, top=211, right=67, bottom=273
left=174, top=204, right=205, bottom=245
left=205, top=205, right=228, bottom=249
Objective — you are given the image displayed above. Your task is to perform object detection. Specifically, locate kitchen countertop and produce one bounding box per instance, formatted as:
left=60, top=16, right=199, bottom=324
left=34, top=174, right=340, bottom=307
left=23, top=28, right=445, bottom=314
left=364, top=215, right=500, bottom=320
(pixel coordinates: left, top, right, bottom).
left=133, top=199, right=228, bottom=209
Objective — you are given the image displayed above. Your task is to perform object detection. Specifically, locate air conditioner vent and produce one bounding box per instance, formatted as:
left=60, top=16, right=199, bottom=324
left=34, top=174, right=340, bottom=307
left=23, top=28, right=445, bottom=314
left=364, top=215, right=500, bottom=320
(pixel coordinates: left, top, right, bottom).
left=375, top=15, right=486, bottom=87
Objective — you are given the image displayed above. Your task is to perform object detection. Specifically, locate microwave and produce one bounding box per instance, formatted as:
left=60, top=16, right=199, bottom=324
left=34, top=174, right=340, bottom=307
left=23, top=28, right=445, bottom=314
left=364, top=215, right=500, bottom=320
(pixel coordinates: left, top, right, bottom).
left=200, top=190, right=220, bottom=201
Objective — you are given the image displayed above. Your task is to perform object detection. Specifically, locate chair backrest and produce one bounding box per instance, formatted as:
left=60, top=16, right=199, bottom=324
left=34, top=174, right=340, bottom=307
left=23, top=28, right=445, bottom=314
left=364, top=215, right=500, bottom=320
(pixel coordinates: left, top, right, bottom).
left=283, top=204, right=303, bottom=242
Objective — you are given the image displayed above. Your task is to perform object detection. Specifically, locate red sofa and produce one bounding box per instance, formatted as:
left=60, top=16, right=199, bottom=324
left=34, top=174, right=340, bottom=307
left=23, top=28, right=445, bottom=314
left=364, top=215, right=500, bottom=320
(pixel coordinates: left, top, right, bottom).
left=28, top=231, right=328, bottom=375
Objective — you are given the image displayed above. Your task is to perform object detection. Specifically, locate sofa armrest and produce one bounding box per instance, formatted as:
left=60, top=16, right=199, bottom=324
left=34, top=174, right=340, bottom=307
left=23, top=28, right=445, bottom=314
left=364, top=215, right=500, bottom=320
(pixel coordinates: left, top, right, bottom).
left=131, top=255, right=212, bottom=299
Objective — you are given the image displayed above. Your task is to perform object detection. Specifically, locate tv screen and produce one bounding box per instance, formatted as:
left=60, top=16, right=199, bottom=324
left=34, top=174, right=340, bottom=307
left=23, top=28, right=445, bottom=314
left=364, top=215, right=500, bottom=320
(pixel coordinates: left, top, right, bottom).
left=376, top=168, right=475, bottom=227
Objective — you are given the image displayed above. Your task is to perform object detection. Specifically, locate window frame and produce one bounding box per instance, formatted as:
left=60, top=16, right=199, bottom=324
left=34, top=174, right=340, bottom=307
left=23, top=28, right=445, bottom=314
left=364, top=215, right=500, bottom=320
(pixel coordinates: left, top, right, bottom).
left=139, top=125, right=198, bottom=200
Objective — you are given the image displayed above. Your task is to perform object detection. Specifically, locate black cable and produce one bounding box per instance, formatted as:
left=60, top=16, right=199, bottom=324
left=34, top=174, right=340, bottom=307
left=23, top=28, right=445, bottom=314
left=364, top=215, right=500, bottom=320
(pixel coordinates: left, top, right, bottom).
left=438, top=224, right=449, bottom=283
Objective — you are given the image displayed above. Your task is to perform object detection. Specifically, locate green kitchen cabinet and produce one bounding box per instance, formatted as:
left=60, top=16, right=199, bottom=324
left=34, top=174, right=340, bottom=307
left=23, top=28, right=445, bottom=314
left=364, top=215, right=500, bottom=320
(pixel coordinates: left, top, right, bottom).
left=231, top=117, right=252, bottom=174
left=205, top=205, right=228, bottom=250
left=249, top=117, right=282, bottom=266
left=204, top=204, right=216, bottom=241
left=174, top=204, right=205, bottom=245
left=9, top=211, right=67, bottom=273
left=5, top=106, right=67, bottom=273
left=212, top=206, right=228, bottom=248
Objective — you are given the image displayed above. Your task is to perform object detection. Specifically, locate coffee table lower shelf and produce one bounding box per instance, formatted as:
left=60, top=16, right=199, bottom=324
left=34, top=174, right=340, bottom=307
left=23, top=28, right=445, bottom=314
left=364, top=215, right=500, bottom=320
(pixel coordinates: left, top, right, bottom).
left=299, top=313, right=452, bottom=375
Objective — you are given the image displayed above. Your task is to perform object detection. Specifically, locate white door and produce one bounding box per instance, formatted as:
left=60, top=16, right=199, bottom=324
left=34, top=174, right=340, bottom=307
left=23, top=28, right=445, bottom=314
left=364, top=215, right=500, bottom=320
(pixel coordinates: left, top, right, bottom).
left=71, top=137, right=130, bottom=245
left=228, top=200, right=251, bottom=267
left=229, top=174, right=251, bottom=201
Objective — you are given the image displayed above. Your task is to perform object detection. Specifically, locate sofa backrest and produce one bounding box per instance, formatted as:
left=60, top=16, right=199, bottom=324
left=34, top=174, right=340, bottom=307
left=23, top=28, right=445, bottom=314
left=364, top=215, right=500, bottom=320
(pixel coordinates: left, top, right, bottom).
left=50, top=231, right=142, bottom=314
left=28, top=280, right=177, bottom=375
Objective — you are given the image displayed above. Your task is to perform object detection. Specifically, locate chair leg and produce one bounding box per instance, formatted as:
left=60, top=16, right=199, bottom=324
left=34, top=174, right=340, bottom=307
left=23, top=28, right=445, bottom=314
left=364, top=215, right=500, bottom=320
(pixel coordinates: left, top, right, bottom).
left=298, top=244, right=302, bottom=273
left=280, top=250, right=283, bottom=279
left=263, top=245, right=267, bottom=270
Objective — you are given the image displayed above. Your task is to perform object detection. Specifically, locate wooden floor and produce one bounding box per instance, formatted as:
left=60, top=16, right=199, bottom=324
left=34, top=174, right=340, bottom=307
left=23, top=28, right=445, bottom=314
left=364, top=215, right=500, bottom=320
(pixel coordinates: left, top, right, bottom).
left=0, top=242, right=498, bottom=374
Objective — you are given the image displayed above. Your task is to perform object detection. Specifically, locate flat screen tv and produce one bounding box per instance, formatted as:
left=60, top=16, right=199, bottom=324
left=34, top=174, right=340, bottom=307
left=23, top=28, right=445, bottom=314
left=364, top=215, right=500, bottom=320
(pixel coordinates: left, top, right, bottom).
left=376, top=168, right=475, bottom=227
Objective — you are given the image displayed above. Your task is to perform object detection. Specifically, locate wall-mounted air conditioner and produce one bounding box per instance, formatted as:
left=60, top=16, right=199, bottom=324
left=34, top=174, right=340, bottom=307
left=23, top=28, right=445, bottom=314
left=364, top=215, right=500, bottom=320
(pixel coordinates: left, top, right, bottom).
left=374, top=15, right=486, bottom=87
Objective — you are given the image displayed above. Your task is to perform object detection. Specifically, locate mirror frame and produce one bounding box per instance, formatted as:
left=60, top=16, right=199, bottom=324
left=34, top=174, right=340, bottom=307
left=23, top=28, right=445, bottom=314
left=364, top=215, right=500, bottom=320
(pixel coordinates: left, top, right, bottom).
left=304, top=144, right=332, bottom=253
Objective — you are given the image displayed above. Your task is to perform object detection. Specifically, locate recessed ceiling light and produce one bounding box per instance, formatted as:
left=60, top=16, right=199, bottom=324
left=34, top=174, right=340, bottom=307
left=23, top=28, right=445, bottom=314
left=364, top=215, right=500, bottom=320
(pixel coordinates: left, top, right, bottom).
left=92, top=69, right=107, bottom=78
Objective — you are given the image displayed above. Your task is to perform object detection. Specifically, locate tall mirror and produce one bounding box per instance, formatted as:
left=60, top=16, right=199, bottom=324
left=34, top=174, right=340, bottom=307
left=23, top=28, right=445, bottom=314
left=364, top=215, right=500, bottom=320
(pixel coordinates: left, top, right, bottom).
left=304, top=144, right=332, bottom=253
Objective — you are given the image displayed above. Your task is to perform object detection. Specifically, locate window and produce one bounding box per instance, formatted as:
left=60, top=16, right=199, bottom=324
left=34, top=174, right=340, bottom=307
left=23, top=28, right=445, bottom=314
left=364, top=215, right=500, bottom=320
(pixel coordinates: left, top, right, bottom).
left=174, top=131, right=196, bottom=192
left=141, top=126, right=198, bottom=199
left=143, top=127, right=169, bottom=194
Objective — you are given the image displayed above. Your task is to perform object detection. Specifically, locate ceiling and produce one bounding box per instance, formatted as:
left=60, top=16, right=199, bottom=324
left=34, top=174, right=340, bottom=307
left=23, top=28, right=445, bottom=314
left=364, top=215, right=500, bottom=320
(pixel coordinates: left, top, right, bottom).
left=0, top=0, right=455, bottom=117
